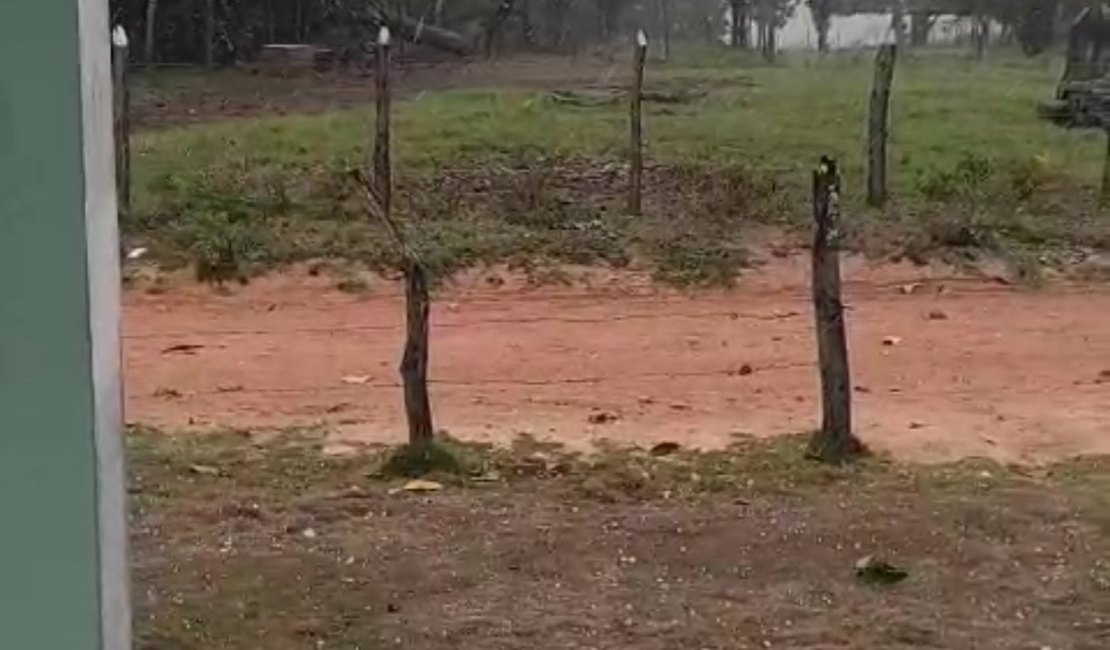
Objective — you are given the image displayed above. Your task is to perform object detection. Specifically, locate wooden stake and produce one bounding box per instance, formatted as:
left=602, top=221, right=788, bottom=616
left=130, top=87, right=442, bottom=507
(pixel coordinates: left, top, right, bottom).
left=112, top=26, right=131, bottom=220
left=866, top=43, right=897, bottom=207
left=373, top=25, right=393, bottom=219
left=807, top=157, right=864, bottom=463
left=629, top=29, right=647, bottom=216
left=362, top=26, right=435, bottom=446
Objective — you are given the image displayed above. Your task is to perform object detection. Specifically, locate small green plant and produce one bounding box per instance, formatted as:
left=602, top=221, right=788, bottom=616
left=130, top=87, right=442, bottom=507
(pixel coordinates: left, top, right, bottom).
left=179, top=211, right=268, bottom=284
left=651, top=230, right=749, bottom=287
left=1008, top=155, right=1055, bottom=202
left=379, top=438, right=477, bottom=478
left=916, top=152, right=995, bottom=201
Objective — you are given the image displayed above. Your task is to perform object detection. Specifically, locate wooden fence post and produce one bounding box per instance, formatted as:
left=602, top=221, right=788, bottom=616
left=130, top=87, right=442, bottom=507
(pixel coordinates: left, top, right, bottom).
left=807, top=157, right=864, bottom=463
left=373, top=25, right=393, bottom=219
left=112, top=26, right=131, bottom=221
left=866, top=43, right=897, bottom=207
left=629, top=29, right=647, bottom=216
left=358, top=26, right=435, bottom=447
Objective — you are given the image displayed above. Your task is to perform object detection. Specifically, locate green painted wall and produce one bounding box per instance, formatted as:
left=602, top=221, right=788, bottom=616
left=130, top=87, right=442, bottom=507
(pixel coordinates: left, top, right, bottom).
left=0, top=2, right=106, bottom=648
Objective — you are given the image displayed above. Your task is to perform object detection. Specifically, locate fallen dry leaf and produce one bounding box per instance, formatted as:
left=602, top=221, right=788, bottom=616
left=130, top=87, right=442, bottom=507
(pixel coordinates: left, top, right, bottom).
left=400, top=479, right=444, bottom=493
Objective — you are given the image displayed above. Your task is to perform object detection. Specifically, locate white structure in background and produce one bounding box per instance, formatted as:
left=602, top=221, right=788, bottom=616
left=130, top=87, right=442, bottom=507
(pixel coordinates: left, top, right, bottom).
left=767, top=12, right=999, bottom=50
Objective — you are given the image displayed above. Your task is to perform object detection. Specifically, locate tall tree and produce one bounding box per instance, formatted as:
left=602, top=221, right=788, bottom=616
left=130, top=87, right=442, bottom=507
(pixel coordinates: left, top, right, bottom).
left=730, top=0, right=749, bottom=47
left=808, top=0, right=831, bottom=53
left=144, top=0, right=159, bottom=66
left=203, top=0, right=215, bottom=67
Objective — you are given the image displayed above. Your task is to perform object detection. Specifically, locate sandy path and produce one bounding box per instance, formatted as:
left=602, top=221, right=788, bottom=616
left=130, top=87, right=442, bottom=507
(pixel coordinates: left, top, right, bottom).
left=124, top=259, right=1110, bottom=464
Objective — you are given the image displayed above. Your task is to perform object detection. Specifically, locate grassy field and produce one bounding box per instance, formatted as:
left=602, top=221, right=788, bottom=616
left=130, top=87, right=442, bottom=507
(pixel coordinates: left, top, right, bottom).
left=128, top=49, right=1109, bottom=285
left=130, top=429, right=1110, bottom=649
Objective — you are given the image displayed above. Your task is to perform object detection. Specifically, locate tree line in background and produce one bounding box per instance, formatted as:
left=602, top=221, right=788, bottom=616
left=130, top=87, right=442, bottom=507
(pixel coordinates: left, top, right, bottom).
left=110, top=0, right=1087, bottom=66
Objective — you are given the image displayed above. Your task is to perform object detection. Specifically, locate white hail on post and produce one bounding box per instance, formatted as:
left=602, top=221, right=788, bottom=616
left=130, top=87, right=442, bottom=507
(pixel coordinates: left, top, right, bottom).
left=112, top=25, right=129, bottom=49
left=636, top=29, right=648, bottom=48
left=379, top=25, right=392, bottom=46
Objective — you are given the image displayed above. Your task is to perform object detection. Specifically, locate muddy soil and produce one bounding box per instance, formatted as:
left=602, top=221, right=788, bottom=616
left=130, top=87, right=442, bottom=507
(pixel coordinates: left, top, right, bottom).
left=124, top=258, right=1110, bottom=464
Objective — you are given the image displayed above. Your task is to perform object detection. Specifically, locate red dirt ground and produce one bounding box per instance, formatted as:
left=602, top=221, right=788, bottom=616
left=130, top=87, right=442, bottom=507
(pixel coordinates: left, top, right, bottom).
left=124, top=258, right=1110, bottom=464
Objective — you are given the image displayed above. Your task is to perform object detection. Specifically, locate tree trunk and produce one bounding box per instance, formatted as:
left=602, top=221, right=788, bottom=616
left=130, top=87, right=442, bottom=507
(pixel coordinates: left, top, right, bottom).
left=370, top=1, right=474, bottom=55
left=974, top=14, right=989, bottom=60
left=812, top=1, right=830, bottom=53
left=807, top=157, right=863, bottom=463
left=910, top=12, right=934, bottom=47
left=659, top=0, right=671, bottom=61
left=144, top=0, right=159, bottom=66
left=728, top=0, right=737, bottom=46
left=484, top=0, right=519, bottom=59
left=433, top=0, right=444, bottom=25
left=758, top=0, right=775, bottom=62
left=867, top=44, right=897, bottom=207
left=204, top=0, right=215, bottom=67
left=295, top=0, right=304, bottom=42
left=401, top=262, right=435, bottom=445
left=891, top=0, right=907, bottom=50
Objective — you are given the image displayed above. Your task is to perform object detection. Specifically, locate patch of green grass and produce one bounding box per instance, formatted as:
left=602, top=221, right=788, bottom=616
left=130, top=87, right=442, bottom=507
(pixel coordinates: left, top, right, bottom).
left=130, top=51, right=1110, bottom=284
left=376, top=438, right=480, bottom=479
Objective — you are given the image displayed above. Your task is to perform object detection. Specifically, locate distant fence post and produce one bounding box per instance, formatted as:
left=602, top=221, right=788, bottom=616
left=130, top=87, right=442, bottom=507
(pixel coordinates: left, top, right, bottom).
left=629, top=29, right=647, bottom=216
left=112, top=26, right=131, bottom=221
left=357, top=26, right=435, bottom=447
left=866, top=43, right=897, bottom=207
left=807, top=157, right=864, bottom=463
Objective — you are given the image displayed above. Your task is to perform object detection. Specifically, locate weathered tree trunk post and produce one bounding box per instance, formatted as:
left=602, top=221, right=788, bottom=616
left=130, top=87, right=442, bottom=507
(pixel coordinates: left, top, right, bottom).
left=659, top=0, right=671, bottom=62
left=867, top=43, right=897, bottom=207
left=112, top=26, right=131, bottom=221
left=1101, top=129, right=1110, bottom=208
left=373, top=26, right=393, bottom=218
left=204, top=0, right=216, bottom=67
left=144, top=0, right=159, bottom=66
left=807, top=157, right=864, bottom=463
left=368, top=26, right=435, bottom=446
left=401, top=262, right=435, bottom=445
left=629, top=29, right=647, bottom=216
